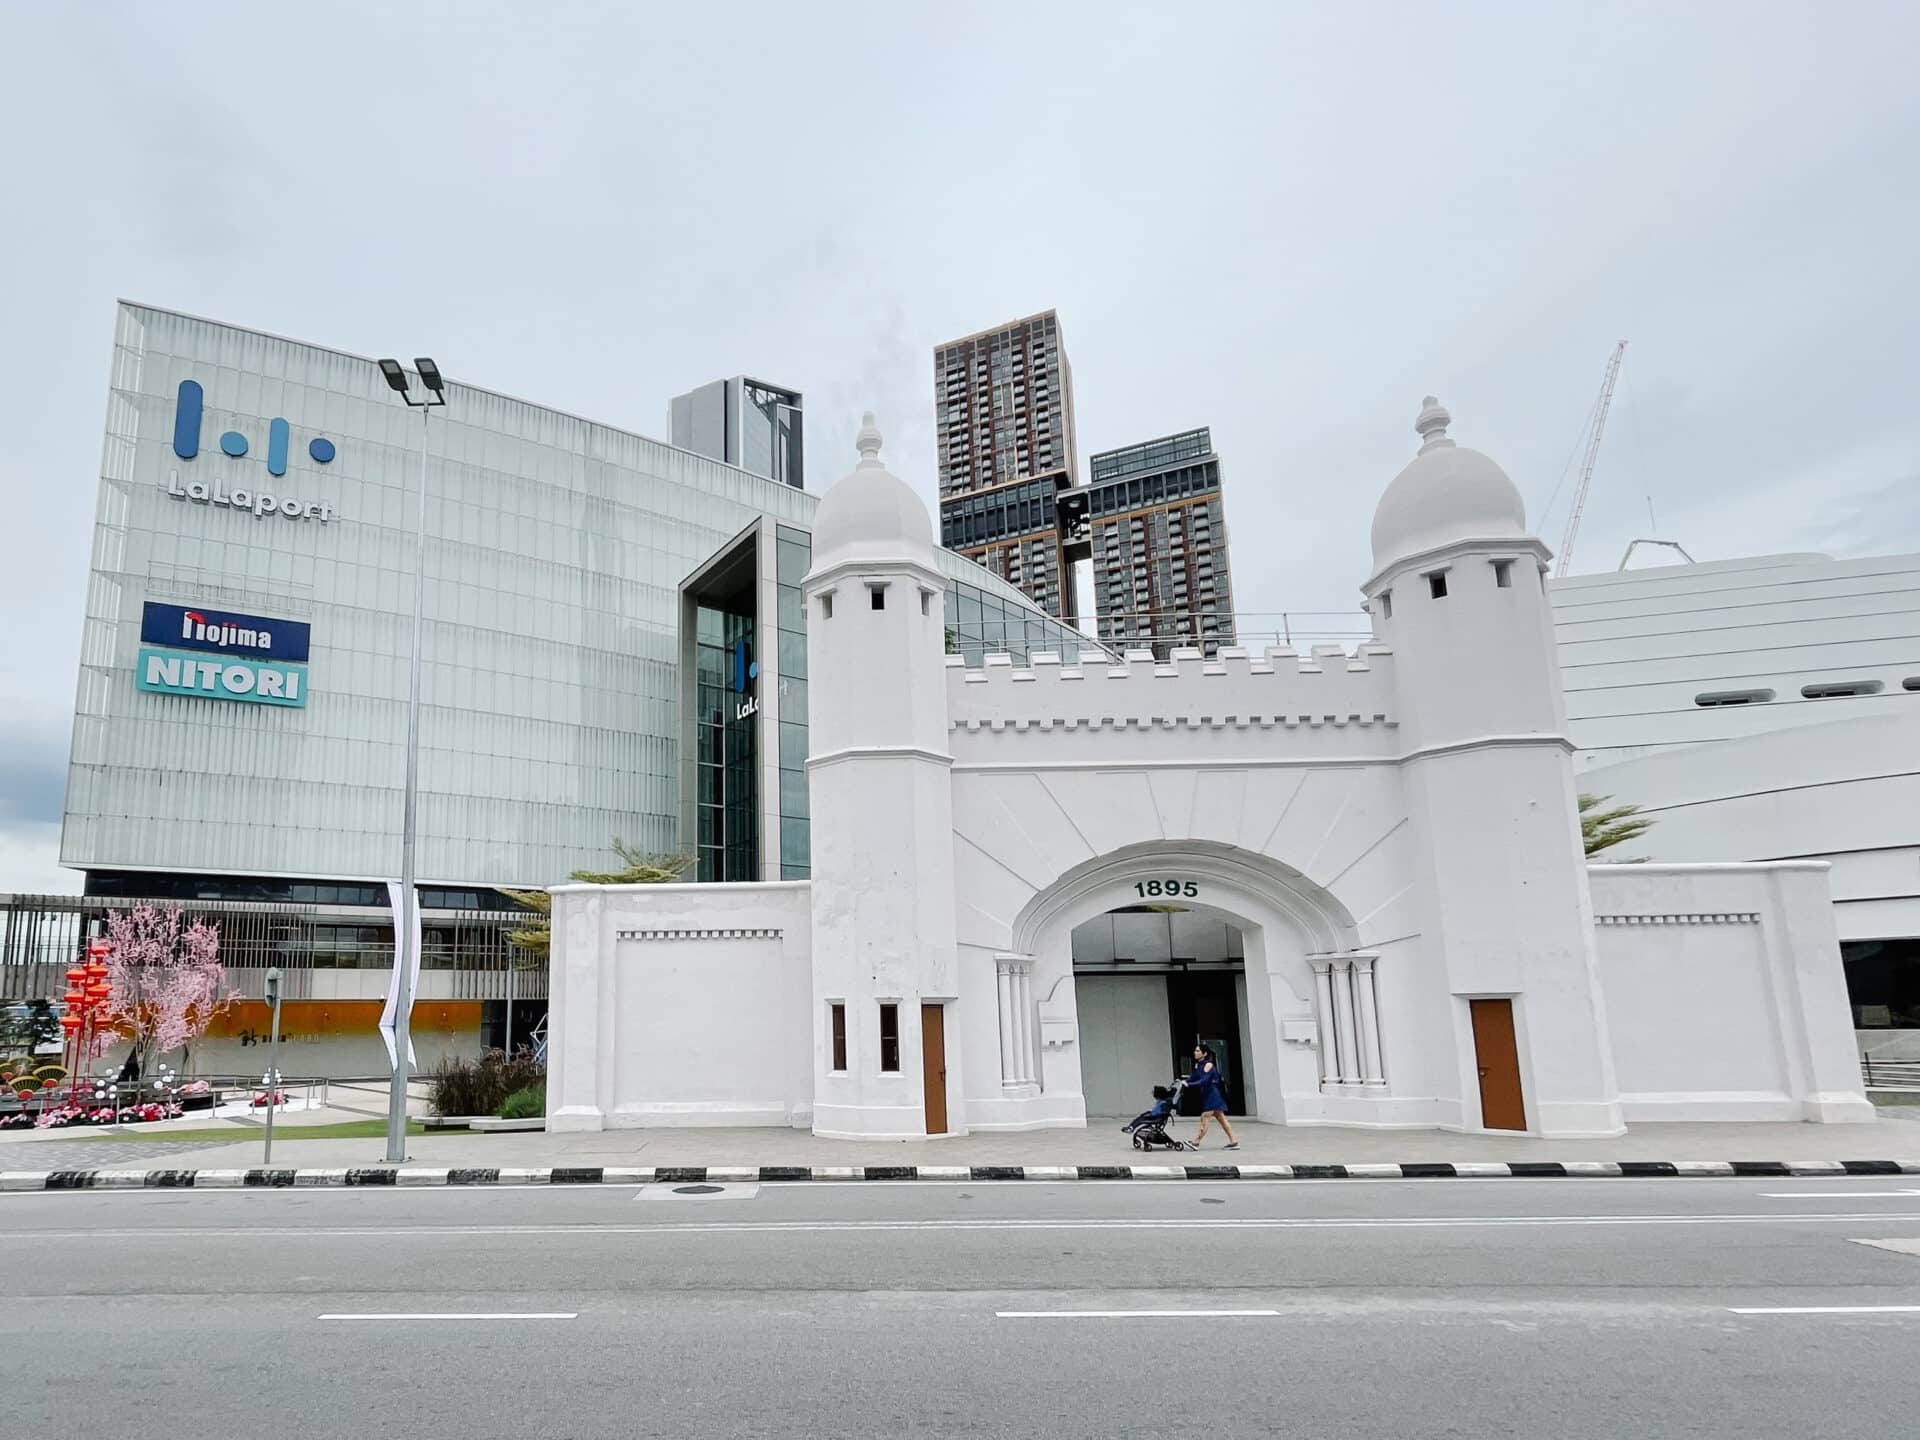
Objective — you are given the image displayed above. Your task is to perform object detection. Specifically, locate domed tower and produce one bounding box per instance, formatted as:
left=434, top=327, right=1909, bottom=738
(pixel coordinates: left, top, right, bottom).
left=1365, top=398, right=1622, bottom=1136
left=803, top=415, right=962, bottom=1139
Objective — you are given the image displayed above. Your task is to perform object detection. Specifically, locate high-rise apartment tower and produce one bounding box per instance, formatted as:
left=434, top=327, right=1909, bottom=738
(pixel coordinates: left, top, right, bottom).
left=1073, top=427, right=1235, bottom=659
left=933, top=311, right=1079, bottom=620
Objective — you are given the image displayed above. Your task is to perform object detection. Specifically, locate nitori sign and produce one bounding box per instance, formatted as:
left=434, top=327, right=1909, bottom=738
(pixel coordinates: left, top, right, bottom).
left=136, top=650, right=307, bottom=708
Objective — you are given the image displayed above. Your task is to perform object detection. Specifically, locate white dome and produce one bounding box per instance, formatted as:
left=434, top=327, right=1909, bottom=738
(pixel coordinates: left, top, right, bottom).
left=809, top=412, right=937, bottom=570
left=1370, top=397, right=1528, bottom=576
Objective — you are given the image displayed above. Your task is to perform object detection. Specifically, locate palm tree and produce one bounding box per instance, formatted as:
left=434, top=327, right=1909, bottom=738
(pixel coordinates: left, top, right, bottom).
left=1579, top=793, right=1653, bottom=858
left=498, top=839, right=692, bottom=962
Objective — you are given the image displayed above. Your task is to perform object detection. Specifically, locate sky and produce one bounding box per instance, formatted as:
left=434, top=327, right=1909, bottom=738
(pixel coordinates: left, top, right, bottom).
left=2, top=1, right=1917, bottom=893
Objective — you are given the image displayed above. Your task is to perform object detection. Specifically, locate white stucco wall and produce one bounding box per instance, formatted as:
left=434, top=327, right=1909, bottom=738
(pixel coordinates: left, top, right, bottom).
left=1589, top=862, right=1873, bottom=1123
left=546, top=881, right=812, bottom=1130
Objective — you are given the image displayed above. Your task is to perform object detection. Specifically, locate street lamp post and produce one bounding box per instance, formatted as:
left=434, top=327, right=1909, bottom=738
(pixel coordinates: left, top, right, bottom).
left=263, top=966, right=282, bottom=1165
left=377, top=356, right=447, bottom=1164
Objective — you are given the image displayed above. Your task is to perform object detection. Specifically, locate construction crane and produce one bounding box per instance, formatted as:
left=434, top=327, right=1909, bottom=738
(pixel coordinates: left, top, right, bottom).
left=1555, top=339, right=1628, bottom=579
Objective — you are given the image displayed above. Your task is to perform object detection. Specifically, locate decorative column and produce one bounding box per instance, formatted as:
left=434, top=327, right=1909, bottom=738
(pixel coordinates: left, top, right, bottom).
left=995, top=954, right=1038, bottom=1090
left=1309, top=958, right=1338, bottom=1086
left=1330, top=958, right=1362, bottom=1085
left=1353, top=953, right=1385, bottom=1086
left=996, top=959, right=1016, bottom=1085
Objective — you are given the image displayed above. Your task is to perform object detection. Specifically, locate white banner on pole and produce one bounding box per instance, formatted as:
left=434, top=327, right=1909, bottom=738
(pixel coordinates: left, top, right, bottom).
left=379, top=880, right=420, bottom=1068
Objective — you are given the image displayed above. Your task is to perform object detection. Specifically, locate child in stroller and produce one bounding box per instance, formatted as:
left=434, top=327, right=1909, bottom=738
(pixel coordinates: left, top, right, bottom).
left=1121, top=1076, right=1195, bottom=1151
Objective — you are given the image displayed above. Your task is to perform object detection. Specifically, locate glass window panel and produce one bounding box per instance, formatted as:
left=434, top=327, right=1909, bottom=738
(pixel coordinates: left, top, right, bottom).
left=779, top=721, right=809, bottom=772
left=778, top=627, right=807, bottom=680
left=779, top=767, right=809, bottom=819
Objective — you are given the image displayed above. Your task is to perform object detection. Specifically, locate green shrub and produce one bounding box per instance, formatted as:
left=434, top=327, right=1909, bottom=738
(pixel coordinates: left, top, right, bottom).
left=428, top=1046, right=545, bottom=1117
left=499, top=1082, right=545, bottom=1121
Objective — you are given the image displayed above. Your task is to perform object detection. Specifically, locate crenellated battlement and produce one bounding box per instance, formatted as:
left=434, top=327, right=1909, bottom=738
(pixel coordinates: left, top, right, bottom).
left=944, top=643, right=1397, bottom=734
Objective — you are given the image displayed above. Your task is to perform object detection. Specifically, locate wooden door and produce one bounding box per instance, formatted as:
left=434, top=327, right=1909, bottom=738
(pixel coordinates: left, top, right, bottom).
left=1469, top=998, right=1526, bottom=1131
left=921, top=1003, right=948, bottom=1135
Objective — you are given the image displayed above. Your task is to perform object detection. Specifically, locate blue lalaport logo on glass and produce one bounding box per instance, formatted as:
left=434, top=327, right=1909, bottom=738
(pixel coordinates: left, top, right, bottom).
left=166, top=379, right=338, bottom=522
left=136, top=601, right=311, bottom=707
left=734, top=640, right=759, bottom=720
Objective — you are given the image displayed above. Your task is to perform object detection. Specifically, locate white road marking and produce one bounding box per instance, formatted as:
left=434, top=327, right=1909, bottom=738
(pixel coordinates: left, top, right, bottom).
left=1727, top=1305, right=1920, bottom=1316
left=1762, top=1190, right=1920, bottom=1199
left=318, top=1312, right=576, bottom=1321
left=10, top=1211, right=1920, bottom=1240
left=997, top=1308, right=1281, bottom=1319
left=1850, top=1238, right=1920, bottom=1257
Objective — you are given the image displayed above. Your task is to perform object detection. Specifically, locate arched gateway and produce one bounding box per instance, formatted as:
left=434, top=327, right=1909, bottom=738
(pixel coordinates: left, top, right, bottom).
left=546, top=404, right=1873, bottom=1142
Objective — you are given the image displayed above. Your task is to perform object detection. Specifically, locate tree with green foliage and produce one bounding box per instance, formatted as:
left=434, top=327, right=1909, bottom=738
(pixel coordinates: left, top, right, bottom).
left=498, top=839, right=692, bottom=962
left=1579, top=793, right=1653, bottom=857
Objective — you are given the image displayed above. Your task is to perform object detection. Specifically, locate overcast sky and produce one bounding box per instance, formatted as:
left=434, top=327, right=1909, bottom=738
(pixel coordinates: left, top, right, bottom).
left=3, top=1, right=1917, bottom=893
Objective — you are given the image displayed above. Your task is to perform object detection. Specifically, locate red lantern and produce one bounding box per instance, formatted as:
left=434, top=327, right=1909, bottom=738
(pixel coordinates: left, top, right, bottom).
left=59, top=1015, right=82, bottom=1031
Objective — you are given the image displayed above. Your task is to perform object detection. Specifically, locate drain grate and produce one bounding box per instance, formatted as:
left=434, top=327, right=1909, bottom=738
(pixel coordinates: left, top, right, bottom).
left=673, top=1184, right=724, bottom=1195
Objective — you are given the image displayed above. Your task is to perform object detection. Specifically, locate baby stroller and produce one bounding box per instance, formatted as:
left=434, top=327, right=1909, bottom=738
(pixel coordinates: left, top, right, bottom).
left=1122, top=1076, right=1195, bottom=1151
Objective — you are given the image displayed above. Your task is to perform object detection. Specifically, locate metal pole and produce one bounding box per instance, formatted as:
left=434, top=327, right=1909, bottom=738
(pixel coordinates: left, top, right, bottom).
left=505, top=955, right=515, bottom=1055
left=264, top=967, right=282, bottom=1165
left=386, top=399, right=430, bottom=1163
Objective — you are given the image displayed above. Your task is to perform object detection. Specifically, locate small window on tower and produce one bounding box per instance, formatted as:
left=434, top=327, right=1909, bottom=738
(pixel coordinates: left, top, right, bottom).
left=921, top=590, right=932, bottom=616
left=871, top=589, right=886, bottom=611
left=1379, top=591, right=1392, bottom=620
left=830, top=1003, right=847, bottom=1072
left=1427, top=571, right=1449, bottom=600
left=820, top=593, right=833, bottom=620
left=879, top=1004, right=900, bottom=1072
left=1493, top=560, right=1514, bottom=588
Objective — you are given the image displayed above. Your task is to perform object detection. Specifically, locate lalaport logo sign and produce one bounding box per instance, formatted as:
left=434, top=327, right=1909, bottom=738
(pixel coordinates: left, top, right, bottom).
left=734, top=639, right=759, bottom=720
left=166, top=379, right=338, bottom=523
left=135, top=601, right=311, bottom=708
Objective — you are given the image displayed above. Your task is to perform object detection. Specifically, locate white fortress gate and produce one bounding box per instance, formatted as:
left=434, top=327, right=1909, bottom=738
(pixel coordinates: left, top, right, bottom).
left=547, top=405, right=1871, bottom=1140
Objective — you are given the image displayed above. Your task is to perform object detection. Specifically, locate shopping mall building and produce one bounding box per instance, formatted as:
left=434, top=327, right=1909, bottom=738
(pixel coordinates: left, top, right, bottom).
left=4, top=302, right=1092, bottom=1072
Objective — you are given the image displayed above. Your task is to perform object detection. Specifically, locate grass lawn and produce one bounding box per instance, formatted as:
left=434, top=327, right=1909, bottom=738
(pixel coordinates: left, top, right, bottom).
left=56, top=1118, right=431, bottom=1142
left=1870, top=1092, right=1920, bottom=1107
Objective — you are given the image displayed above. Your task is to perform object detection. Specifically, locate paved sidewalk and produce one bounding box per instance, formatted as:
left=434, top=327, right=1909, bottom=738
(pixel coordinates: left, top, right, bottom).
left=8, top=1112, right=1918, bottom=1174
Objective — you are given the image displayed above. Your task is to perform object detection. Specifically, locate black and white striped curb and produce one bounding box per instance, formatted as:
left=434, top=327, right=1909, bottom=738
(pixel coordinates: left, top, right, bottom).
left=3, top=1159, right=1918, bottom=1190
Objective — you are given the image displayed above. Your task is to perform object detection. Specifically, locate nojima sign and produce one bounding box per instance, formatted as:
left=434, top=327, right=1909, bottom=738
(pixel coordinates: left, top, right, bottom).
left=140, top=602, right=311, bottom=663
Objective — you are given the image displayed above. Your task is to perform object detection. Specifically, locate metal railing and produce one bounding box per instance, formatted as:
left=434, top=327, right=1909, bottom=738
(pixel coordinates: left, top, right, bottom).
left=1, top=893, right=543, bottom=1005
left=1861, top=1054, right=1920, bottom=1092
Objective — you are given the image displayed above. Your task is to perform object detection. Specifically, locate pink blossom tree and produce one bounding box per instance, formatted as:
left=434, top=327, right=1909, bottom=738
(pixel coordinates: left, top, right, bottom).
left=98, top=905, right=237, bottom=1076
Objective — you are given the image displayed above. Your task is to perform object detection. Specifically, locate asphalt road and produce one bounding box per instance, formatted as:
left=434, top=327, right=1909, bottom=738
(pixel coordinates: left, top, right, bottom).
left=5, top=1177, right=1920, bottom=1438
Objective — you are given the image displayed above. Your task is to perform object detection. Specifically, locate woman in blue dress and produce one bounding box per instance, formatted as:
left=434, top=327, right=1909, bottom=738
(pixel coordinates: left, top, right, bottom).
left=1186, top=1045, right=1238, bottom=1149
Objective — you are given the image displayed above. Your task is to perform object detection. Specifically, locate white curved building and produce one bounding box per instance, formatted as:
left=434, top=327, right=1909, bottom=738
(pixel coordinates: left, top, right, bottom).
left=1554, top=552, right=1920, bottom=1050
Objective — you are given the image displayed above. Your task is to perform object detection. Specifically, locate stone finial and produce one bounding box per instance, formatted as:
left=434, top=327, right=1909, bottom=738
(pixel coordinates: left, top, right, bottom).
left=856, top=411, right=884, bottom=468
left=1414, top=395, right=1454, bottom=453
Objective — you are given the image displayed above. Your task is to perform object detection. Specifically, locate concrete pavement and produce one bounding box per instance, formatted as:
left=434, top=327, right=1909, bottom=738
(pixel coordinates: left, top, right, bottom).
left=4, top=1176, right=1920, bottom=1436
left=6, top=1109, right=1919, bottom=1176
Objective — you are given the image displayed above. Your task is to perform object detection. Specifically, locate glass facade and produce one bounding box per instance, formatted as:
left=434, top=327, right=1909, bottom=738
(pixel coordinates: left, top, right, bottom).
left=941, top=570, right=1094, bottom=668
left=775, top=525, right=811, bottom=879
left=694, top=605, right=759, bottom=882
left=66, top=304, right=1097, bottom=894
